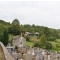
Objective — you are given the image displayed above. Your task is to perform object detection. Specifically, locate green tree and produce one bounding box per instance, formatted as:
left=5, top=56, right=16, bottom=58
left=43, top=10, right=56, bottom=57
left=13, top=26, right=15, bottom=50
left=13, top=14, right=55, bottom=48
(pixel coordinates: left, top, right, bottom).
left=48, top=36, right=56, bottom=41
left=9, top=19, right=20, bottom=35
left=26, top=36, right=30, bottom=42
left=34, top=42, right=40, bottom=47
left=43, top=27, right=51, bottom=37
left=0, top=24, right=5, bottom=35
left=40, top=35, right=47, bottom=48
left=56, top=44, right=60, bottom=51
left=12, top=19, right=20, bottom=26
left=2, top=29, right=9, bottom=46
left=45, top=43, right=52, bottom=50
left=24, top=24, right=31, bottom=32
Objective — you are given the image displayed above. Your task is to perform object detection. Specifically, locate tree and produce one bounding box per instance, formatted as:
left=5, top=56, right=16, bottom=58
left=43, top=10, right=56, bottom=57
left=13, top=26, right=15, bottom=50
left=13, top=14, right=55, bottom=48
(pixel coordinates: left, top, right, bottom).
left=9, top=19, right=21, bottom=35
left=24, top=24, right=31, bottom=32
left=0, top=35, right=3, bottom=42
left=0, top=24, right=5, bottom=35
left=40, top=35, right=47, bottom=44
left=45, top=43, right=52, bottom=50
left=12, top=19, right=20, bottom=26
left=20, top=24, right=26, bottom=33
left=34, top=42, right=40, bottom=47
left=52, top=29, right=58, bottom=38
left=2, top=29, right=9, bottom=46
left=48, top=36, right=56, bottom=41
left=43, top=27, right=51, bottom=37
left=56, top=44, right=60, bottom=51
left=26, top=36, right=30, bottom=42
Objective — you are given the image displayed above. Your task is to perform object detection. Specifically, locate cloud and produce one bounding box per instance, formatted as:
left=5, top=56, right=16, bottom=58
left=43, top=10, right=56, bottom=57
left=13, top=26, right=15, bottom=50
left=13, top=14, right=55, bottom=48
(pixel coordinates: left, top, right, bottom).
left=0, top=1, right=60, bottom=29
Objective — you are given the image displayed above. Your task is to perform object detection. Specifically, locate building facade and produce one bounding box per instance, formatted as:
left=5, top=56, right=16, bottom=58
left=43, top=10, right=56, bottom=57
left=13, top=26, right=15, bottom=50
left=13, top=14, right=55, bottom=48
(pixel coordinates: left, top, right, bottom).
left=12, top=35, right=26, bottom=48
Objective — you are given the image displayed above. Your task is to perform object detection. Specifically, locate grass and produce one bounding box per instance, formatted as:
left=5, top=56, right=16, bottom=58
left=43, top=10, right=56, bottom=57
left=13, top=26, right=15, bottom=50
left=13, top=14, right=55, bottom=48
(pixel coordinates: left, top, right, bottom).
left=26, top=38, right=60, bottom=52
left=49, top=41, right=57, bottom=51
left=9, top=34, right=15, bottom=42
left=26, top=41, right=34, bottom=47
left=48, top=39, right=60, bottom=51
left=26, top=37, right=60, bottom=51
left=26, top=36, right=39, bottom=47
left=29, top=36, right=39, bottom=43
left=9, top=34, right=60, bottom=52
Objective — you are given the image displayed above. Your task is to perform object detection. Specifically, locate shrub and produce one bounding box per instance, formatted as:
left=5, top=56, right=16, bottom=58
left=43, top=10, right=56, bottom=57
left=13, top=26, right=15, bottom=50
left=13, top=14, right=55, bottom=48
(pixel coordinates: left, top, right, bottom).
left=45, top=43, right=52, bottom=50
left=26, top=36, right=30, bottom=42
left=34, top=42, right=40, bottom=47
left=48, top=36, right=56, bottom=41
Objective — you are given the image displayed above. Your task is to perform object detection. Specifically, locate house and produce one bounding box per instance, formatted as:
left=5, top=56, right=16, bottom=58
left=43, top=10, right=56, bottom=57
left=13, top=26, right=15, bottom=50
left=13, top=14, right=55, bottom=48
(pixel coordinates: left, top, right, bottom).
left=34, top=32, right=39, bottom=36
left=26, top=32, right=39, bottom=36
left=12, top=33, right=26, bottom=48
left=25, top=32, right=32, bottom=36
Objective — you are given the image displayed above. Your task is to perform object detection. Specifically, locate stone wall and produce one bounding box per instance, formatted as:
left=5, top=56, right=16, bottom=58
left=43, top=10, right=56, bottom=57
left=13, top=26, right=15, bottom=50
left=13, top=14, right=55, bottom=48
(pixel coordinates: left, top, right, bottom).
left=0, top=45, right=6, bottom=60
left=0, top=42, right=14, bottom=60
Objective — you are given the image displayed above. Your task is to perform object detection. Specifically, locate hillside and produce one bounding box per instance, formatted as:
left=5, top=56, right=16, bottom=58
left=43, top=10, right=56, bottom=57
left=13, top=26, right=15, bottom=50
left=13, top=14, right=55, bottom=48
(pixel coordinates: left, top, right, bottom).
left=0, top=19, right=60, bottom=52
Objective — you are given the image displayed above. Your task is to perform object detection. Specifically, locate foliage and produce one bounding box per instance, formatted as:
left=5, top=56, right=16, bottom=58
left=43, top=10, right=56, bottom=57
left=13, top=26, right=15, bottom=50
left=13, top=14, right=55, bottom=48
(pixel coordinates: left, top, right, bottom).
left=26, top=41, right=34, bottom=47
left=0, top=24, right=5, bottom=35
left=43, top=27, right=51, bottom=37
left=45, top=43, right=52, bottom=49
left=0, top=35, right=3, bottom=42
left=0, top=20, right=10, bottom=25
left=36, top=34, right=53, bottom=49
left=1, top=28, right=9, bottom=46
left=15, top=45, right=18, bottom=50
left=48, top=36, right=56, bottom=41
left=12, top=19, right=20, bottom=25
left=0, top=19, right=60, bottom=51
left=34, top=35, right=47, bottom=48
left=34, top=42, right=40, bottom=47
left=9, top=19, right=21, bottom=35
left=26, top=36, right=30, bottom=42
left=40, top=35, right=47, bottom=45
left=56, top=43, right=60, bottom=50
left=9, top=34, right=14, bottom=43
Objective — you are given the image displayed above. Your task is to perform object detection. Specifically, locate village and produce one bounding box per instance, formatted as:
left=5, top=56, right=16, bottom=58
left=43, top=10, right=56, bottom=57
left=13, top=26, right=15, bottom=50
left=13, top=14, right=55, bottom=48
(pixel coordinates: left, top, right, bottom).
left=4, top=33, right=60, bottom=60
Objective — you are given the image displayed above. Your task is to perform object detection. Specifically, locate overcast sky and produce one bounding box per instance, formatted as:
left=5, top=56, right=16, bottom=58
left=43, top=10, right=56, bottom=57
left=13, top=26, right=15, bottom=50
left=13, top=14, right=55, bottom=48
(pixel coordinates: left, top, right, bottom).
left=0, top=1, right=60, bottom=29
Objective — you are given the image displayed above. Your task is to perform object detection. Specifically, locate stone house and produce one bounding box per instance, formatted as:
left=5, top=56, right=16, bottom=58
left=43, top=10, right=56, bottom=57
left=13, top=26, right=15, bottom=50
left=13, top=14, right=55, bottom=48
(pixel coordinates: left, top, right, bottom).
left=12, top=34, right=26, bottom=48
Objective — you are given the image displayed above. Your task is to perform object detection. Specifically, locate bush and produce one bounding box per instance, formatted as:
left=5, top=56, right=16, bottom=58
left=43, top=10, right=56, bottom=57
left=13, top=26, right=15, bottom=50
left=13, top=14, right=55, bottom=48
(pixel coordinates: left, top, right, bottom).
left=48, top=36, right=56, bottom=41
left=45, top=43, right=52, bottom=50
left=34, top=42, right=40, bottom=47
left=26, top=36, right=30, bottom=42
left=15, top=45, right=18, bottom=50
left=34, top=42, right=44, bottom=48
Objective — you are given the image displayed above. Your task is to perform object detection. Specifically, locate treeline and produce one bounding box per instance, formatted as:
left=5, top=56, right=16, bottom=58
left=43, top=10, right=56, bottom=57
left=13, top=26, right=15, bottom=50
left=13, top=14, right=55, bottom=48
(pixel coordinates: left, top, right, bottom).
left=0, top=19, right=60, bottom=47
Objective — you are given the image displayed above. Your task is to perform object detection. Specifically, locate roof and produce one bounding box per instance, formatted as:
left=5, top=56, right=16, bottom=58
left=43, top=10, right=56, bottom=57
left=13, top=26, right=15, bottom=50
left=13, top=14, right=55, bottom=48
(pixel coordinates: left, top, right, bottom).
left=35, top=32, right=39, bottom=34
left=26, top=32, right=31, bottom=34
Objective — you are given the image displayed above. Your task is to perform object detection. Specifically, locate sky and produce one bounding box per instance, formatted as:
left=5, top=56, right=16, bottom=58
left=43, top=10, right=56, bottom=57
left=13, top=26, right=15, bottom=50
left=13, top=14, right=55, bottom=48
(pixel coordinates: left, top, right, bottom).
left=0, top=1, right=60, bottom=29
